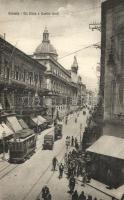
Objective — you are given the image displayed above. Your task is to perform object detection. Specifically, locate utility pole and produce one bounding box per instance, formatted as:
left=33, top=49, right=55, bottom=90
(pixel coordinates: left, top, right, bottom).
left=89, top=22, right=101, bottom=49
left=89, top=22, right=101, bottom=32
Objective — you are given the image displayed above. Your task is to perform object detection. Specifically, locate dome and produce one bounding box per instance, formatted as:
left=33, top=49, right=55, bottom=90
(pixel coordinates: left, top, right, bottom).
left=34, top=27, right=58, bottom=59
left=35, top=42, right=57, bottom=56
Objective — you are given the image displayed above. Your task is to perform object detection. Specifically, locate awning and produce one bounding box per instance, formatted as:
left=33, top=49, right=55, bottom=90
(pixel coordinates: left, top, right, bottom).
left=37, top=115, right=47, bottom=123
left=7, top=116, right=22, bottom=132
left=18, top=119, right=29, bottom=129
left=0, top=123, right=14, bottom=139
left=31, top=117, right=43, bottom=126
left=0, top=125, right=4, bottom=139
left=86, top=135, right=124, bottom=160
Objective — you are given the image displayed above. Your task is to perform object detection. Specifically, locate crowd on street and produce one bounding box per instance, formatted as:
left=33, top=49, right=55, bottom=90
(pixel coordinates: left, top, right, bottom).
left=39, top=109, right=110, bottom=200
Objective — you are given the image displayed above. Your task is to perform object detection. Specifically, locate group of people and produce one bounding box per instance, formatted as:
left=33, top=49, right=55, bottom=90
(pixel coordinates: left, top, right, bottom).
left=65, top=150, right=82, bottom=178
left=65, top=136, right=79, bottom=150
left=72, top=190, right=99, bottom=200
left=52, top=156, right=65, bottom=179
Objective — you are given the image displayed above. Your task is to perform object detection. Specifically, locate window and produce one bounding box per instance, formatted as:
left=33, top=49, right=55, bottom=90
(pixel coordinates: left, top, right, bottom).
left=35, top=74, right=38, bottom=86
left=16, top=71, right=19, bottom=80
left=6, top=67, right=10, bottom=79
left=121, top=41, right=124, bottom=71
left=29, top=76, right=32, bottom=85
left=24, top=70, right=26, bottom=82
left=119, top=84, right=124, bottom=105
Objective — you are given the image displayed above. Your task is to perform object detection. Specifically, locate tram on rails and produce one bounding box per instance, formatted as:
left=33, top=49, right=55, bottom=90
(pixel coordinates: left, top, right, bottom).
left=9, top=131, right=36, bottom=163
left=43, top=126, right=55, bottom=150
left=54, top=121, right=63, bottom=140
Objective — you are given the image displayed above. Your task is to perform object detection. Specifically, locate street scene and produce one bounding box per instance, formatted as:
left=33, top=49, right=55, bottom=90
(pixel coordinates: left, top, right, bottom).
left=0, top=0, right=124, bottom=200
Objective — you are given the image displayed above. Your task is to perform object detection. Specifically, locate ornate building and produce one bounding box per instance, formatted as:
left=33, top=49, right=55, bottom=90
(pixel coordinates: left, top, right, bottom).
left=32, top=28, right=84, bottom=119
left=0, top=36, right=47, bottom=121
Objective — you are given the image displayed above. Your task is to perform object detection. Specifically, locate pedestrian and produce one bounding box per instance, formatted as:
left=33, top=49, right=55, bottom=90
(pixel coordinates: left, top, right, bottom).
left=59, top=163, right=64, bottom=179
left=71, top=136, right=74, bottom=146
left=47, top=192, right=52, bottom=200
left=66, top=136, right=70, bottom=150
left=64, top=153, right=68, bottom=166
left=75, top=141, right=79, bottom=150
left=68, top=176, right=76, bottom=193
left=78, top=191, right=86, bottom=200
left=87, top=195, right=92, bottom=200
left=72, top=190, right=78, bottom=200
left=68, top=136, right=71, bottom=146
left=65, top=116, right=68, bottom=124
left=52, top=157, right=58, bottom=171
left=75, top=138, right=78, bottom=147
left=42, top=185, right=49, bottom=200
left=81, top=169, right=87, bottom=186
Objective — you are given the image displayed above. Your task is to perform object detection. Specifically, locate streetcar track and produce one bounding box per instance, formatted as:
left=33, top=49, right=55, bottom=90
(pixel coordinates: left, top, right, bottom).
left=0, top=127, right=55, bottom=179
left=0, top=112, right=85, bottom=200
left=22, top=113, right=84, bottom=200
left=22, top=142, right=66, bottom=200
left=0, top=165, right=18, bottom=180
left=0, top=163, right=11, bottom=173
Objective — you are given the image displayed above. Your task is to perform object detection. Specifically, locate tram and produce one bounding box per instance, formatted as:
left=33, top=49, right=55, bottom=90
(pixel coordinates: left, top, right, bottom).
left=9, top=131, right=36, bottom=163
left=54, top=121, right=63, bottom=140
left=43, top=127, right=55, bottom=150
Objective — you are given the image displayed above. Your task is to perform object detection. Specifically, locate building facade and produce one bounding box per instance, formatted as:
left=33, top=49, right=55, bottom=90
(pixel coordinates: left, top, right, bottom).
left=101, top=0, right=124, bottom=138
left=32, top=28, right=84, bottom=119
left=0, top=36, right=47, bottom=120
left=86, top=0, right=124, bottom=190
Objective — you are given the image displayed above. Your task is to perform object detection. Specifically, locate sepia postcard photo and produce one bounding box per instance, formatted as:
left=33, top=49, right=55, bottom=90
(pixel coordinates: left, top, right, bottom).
left=0, top=0, right=124, bottom=200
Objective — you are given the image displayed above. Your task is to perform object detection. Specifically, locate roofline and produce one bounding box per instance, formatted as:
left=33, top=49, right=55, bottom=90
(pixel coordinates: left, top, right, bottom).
left=102, top=0, right=124, bottom=10
left=37, top=56, right=71, bottom=78
left=0, top=37, right=46, bottom=71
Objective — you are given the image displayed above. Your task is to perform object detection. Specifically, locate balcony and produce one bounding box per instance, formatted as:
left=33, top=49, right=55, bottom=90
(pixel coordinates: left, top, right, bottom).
left=0, top=75, right=47, bottom=91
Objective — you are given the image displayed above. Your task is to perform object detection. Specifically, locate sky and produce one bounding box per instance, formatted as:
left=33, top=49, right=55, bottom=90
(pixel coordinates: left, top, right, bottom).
left=0, top=0, right=102, bottom=91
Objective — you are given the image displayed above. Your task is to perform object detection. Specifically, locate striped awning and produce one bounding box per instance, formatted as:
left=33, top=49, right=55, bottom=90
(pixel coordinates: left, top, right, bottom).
left=31, top=117, right=43, bottom=126
left=7, top=116, right=22, bottom=132
left=0, top=123, right=14, bottom=139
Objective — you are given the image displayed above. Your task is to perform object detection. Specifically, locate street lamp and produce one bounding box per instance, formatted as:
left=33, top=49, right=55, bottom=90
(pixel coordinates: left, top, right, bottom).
left=2, top=131, right=6, bottom=160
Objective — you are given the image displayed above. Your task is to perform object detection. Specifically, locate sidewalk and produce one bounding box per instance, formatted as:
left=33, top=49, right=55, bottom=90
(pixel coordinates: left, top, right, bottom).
left=40, top=171, right=113, bottom=200
left=87, top=179, right=124, bottom=200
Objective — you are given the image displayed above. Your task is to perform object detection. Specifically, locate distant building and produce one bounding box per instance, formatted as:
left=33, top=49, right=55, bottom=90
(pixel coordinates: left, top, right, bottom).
left=77, top=75, right=86, bottom=107
left=86, top=90, right=95, bottom=108
left=32, top=28, right=84, bottom=118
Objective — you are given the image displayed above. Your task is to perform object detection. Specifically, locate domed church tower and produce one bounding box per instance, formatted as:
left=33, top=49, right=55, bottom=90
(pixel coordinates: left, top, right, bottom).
left=34, top=27, right=58, bottom=60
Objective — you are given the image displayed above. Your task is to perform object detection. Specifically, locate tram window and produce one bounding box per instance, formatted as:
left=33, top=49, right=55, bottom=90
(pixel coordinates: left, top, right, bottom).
left=15, top=143, right=18, bottom=150
left=21, top=142, right=23, bottom=149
